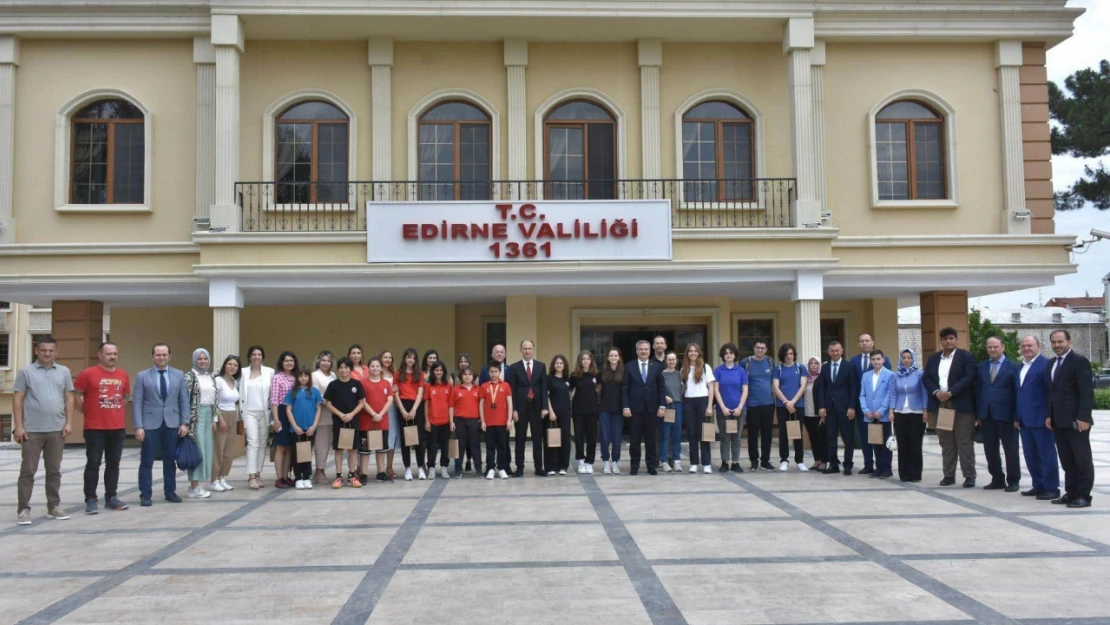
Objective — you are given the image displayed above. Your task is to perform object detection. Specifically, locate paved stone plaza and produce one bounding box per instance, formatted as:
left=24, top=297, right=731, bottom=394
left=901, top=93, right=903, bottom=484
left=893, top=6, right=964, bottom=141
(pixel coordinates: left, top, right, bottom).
left=2, top=417, right=1109, bottom=625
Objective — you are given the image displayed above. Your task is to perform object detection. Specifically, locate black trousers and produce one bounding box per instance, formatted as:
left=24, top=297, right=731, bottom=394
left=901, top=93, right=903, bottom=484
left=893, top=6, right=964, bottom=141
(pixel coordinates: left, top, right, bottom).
left=825, top=410, right=856, bottom=468
left=485, top=425, right=510, bottom=472
left=777, top=406, right=804, bottom=464
left=293, top=435, right=313, bottom=481
left=426, top=423, right=452, bottom=468
left=573, top=412, right=598, bottom=463
left=1054, top=425, right=1094, bottom=500
left=453, top=418, right=481, bottom=473
left=545, top=410, right=572, bottom=471
left=804, top=417, right=827, bottom=463
left=684, top=397, right=712, bottom=466
left=747, top=405, right=775, bottom=465
left=514, top=402, right=545, bottom=473
left=84, top=428, right=126, bottom=501
left=981, top=418, right=1021, bottom=486
left=628, top=410, right=659, bottom=471
left=399, top=400, right=427, bottom=469
left=893, top=411, right=925, bottom=481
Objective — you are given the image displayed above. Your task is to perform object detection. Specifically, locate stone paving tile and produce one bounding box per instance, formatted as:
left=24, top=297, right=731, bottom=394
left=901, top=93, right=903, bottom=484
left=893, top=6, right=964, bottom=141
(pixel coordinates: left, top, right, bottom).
left=426, top=493, right=598, bottom=523
left=626, top=519, right=856, bottom=561
left=776, top=488, right=970, bottom=517
left=827, top=516, right=1094, bottom=556
left=610, top=492, right=789, bottom=521
left=1015, top=512, right=1110, bottom=546
left=403, top=523, right=617, bottom=564
left=0, top=530, right=189, bottom=573
left=152, top=527, right=396, bottom=569
left=25, top=501, right=246, bottom=533
left=0, top=577, right=103, bottom=623
left=230, top=497, right=416, bottom=527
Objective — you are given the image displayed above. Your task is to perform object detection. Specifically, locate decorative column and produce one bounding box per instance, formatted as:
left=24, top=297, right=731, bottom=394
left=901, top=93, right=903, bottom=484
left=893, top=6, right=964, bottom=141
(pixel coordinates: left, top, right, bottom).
left=210, top=277, right=243, bottom=362
left=0, top=36, right=18, bottom=244
left=792, top=271, right=823, bottom=363
left=919, top=291, right=969, bottom=353
left=369, top=38, right=393, bottom=182
left=210, top=15, right=243, bottom=231
left=783, top=18, right=820, bottom=227
left=504, top=39, right=528, bottom=183
left=638, top=39, right=662, bottom=180
left=194, top=37, right=216, bottom=219
left=810, top=40, right=827, bottom=214
left=996, top=41, right=1030, bottom=235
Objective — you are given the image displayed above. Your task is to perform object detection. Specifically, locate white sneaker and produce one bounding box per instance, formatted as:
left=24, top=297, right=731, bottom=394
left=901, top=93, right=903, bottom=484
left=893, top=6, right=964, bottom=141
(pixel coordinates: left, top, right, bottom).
left=603, top=461, right=612, bottom=474
left=689, top=465, right=699, bottom=473
left=404, top=469, right=413, bottom=481
left=578, top=461, right=586, bottom=474
left=584, top=464, right=594, bottom=474
left=612, top=463, right=621, bottom=475
left=220, top=479, right=233, bottom=491
left=498, top=469, right=509, bottom=479
left=674, top=461, right=683, bottom=472
left=797, top=463, right=808, bottom=472
left=486, top=469, right=495, bottom=480
left=187, top=488, right=210, bottom=499
left=441, top=467, right=450, bottom=479
left=558, top=469, right=567, bottom=475
left=663, top=463, right=673, bottom=473
left=703, top=465, right=713, bottom=474
left=208, top=481, right=225, bottom=492
left=305, top=479, right=314, bottom=489
left=779, top=461, right=789, bottom=472
left=547, top=471, right=556, bottom=476
left=418, top=468, right=427, bottom=480
left=295, top=480, right=306, bottom=490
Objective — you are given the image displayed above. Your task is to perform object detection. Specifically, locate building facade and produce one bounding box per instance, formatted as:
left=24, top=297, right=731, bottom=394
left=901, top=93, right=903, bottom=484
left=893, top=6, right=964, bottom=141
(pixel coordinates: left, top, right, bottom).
left=0, top=1, right=1084, bottom=439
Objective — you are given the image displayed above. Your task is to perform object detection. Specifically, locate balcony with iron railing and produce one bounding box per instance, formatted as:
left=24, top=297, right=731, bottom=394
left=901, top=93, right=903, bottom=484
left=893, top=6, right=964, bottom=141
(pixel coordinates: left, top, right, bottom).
left=234, top=179, right=796, bottom=233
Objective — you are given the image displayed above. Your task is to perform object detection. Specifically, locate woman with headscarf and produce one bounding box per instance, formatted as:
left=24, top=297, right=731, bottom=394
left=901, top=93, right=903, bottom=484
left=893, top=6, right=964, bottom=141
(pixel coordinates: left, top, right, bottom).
left=803, top=357, right=827, bottom=472
left=184, top=348, right=218, bottom=499
left=891, top=348, right=929, bottom=482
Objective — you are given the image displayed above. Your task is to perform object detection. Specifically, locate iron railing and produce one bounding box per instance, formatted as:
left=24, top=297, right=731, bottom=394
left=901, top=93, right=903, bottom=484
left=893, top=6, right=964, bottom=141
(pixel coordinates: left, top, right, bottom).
left=235, top=179, right=796, bottom=232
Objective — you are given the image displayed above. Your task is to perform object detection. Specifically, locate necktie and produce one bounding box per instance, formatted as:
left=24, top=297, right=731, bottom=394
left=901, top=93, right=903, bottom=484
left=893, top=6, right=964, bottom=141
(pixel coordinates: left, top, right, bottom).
left=158, top=370, right=167, bottom=401
left=990, top=360, right=999, bottom=383
left=832, top=362, right=839, bottom=381
left=526, top=361, right=532, bottom=380
left=641, top=361, right=647, bottom=382
left=1054, top=356, right=1062, bottom=381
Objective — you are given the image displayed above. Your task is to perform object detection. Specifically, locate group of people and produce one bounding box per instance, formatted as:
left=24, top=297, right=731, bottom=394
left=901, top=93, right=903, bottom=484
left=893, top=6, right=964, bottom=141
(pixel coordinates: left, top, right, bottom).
left=11, top=325, right=1096, bottom=525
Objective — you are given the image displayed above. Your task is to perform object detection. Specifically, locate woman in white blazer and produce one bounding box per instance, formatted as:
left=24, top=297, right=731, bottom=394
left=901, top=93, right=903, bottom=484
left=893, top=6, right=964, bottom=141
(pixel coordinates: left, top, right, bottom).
left=239, top=345, right=274, bottom=489
left=858, top=350, right=896, bottom=479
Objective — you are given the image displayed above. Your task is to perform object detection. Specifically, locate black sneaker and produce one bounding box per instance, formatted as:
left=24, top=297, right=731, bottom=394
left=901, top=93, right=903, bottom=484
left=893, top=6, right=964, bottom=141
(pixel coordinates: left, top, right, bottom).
left=358, top=473, right=369, bottom=484
left=105, top=497, right=129, bottom=511
left=375, top=472, right=390, bottom=483
left=750, top=464, right=759, bottom=472
left=85, top=500, right=98, bottom=515
left=719, top=462, right=729, bottom=473
left=730, top=463, right=741, bottom=472
left=760, top=462, right=774, bottom=471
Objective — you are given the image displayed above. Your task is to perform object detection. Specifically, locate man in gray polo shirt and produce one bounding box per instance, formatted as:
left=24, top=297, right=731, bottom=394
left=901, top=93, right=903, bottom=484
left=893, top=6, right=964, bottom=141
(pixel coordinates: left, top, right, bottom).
left=14, top=336, right=75, bottom=525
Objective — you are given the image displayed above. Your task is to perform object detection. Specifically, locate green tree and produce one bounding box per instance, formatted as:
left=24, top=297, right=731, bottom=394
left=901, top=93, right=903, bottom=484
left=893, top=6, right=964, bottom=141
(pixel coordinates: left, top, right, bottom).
left=1049, top=59, right=1110, bottom=210
left=968, top=309, right=1020, bottom=361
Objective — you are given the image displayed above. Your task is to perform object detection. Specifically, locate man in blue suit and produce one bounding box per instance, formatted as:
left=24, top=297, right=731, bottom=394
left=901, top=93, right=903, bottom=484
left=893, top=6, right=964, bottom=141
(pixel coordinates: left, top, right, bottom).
left=975, top=336, right=1022, bottom=492
left=133, top=343, right=189, bottom=506
left=622, top=340, right=667, bottom=475
left=1016, top=335, right=1058, bottom=500
left=816, top=340, right=859, bottom=475
left=851, top=333, right=892, bottom=474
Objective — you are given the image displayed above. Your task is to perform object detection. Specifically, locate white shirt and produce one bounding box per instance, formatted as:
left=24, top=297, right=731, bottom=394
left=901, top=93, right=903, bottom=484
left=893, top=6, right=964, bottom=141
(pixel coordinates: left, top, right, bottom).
left=828, top=359, right=844, bottom=379
left=1051, top=350, right=1072, bottom=380
left=1020, top=356, right=1037, bottom=385
left=938, top=351, right=955, bottom=391
left=194, top=371, right=217, bottom=406
left=243, top=371, right=269, bottom=412
left=637, top=359, right=650, bottom=380
left=214, top=376, right=240, bottom=412
left=684, top=364, right=716, bottom=398
left=311, top=370, right=336, bottom=397
left=871, top=370, right=881, bottom=392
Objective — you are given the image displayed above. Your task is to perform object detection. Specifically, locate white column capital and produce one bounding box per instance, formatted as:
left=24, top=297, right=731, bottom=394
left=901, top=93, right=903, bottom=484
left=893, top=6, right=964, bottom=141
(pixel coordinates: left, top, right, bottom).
left=504, top=38, right=528, bottom=67
left=791, top=271, right=824, bottom=302
left=810, top=40, right=826, bottom=66
left=211, top=15, right=244, bottom=53
left=193, top=36, right=216, bottom=64
left=782, top=17, right=815, bottom=54
left=994, top=40, right=1024, bottom=68
left=638, top=38, right=662, bottom=67
left=369, top=37, right=394, bottom=66
left=209, top=277, right=244, bottom=309
left=0, top=36, right=19, bottom=66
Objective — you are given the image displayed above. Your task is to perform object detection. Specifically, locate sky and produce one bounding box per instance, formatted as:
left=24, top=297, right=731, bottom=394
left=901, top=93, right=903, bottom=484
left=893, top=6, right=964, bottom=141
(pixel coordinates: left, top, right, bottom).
left=970, top=0, right=1110, bottom=310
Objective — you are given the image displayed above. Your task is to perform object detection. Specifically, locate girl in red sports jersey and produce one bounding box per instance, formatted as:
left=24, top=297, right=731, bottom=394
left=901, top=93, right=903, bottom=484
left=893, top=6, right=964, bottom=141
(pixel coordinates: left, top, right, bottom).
left=424, top=362, right=454, bottom=479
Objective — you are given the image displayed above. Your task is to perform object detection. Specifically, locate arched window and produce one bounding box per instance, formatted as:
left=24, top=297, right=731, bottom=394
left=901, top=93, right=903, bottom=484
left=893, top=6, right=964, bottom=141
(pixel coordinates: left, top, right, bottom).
left=70, top=99, right=144, bottom=204
left=544, top=100, right=616, bottom=199
left=418, top=101, right=491, bottom=200
left=874, top=100, right=946, bottom=200
left=275, top=100, right=349, bottom=203
left=681, top=101, right=754, bottom=201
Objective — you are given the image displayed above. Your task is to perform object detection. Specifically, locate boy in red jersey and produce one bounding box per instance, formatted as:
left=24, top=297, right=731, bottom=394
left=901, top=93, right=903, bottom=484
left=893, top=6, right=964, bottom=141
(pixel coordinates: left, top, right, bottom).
left=480, top=362, right=514, bottom=479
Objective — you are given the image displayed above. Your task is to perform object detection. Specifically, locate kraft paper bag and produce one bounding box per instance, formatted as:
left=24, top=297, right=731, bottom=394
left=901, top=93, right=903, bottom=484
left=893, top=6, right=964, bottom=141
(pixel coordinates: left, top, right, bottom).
left=366, top=429, right=384, bottom=451
left=663, top=408, right=676, bottom=423
left=448, top=439, right=460, bottom=459
left=236, top=421, right=244, bottom=436
left=337, top=427, right=355, bottom=450
left=868, top=423, right=885, bottom=445
left=786, top=420, right=803, bottom=440
left=403, top=424, right=419, bottom=446
left=547, top=427, right=562, bottom=448
left=936, top=407, right=956, bottom=432
left=701, top=421, right=717, bottom=443
left=295, top=440, right=312, bottom=464
left=725, top=418, right=739, bottom=434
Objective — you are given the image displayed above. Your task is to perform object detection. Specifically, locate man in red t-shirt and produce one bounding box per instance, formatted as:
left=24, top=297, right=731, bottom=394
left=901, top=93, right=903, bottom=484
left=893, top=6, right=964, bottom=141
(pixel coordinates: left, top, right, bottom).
left=73, top=342, right=132, bottom=514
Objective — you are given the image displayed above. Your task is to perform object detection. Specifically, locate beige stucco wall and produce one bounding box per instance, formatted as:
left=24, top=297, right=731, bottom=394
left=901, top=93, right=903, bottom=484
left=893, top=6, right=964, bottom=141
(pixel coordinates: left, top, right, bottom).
left=824, top=42, right=1004, bottom=236
left=12, top=39, right=197, bottom=245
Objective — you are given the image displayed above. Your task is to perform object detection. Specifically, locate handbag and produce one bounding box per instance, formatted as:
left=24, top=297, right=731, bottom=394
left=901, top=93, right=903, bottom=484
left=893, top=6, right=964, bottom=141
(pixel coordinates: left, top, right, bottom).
left=175, top=436, right=202, bottom=472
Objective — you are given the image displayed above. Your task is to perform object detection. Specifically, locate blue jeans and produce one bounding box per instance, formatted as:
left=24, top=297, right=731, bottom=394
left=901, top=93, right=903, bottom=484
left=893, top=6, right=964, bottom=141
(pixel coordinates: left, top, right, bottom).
left=598, top=411, right=623, bottom=462
left=139, top=424, right=179, bottom=500
left=658, top=402, right=683, bottom=463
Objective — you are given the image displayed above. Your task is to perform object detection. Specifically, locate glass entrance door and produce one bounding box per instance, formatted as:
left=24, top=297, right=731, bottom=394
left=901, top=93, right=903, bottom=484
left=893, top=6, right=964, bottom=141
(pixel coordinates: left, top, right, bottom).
left=580, top=325, right=708, bottom=366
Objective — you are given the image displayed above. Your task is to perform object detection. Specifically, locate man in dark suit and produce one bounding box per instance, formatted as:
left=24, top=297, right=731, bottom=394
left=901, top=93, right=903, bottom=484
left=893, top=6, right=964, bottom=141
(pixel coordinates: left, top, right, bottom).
left=851, top=332, right=892, bottom=474
left=1045, top=330, right=1095, bottom=508
left=923, top=327, right=978, bottom=488
left=622, top=340, right=667, bottom=475
left=975, top=336, right=1021, bottom=491
left=816, top=340, right=859, bottom=475
left=1016, top=335, right=1059, bottom=500
left=505, top=340, right=548, bottom=477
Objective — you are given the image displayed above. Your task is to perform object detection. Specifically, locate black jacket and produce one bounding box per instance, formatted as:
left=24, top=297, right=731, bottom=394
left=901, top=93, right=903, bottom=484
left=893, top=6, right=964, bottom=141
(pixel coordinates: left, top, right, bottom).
left=1045, top=351, right=1095, bottom=429
left=922, top=348, right=977, bottom=414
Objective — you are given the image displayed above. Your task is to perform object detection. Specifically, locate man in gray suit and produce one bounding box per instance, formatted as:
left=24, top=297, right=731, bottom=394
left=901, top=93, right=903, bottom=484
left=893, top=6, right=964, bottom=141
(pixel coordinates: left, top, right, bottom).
left=133, top=343, right=189, bottom=506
